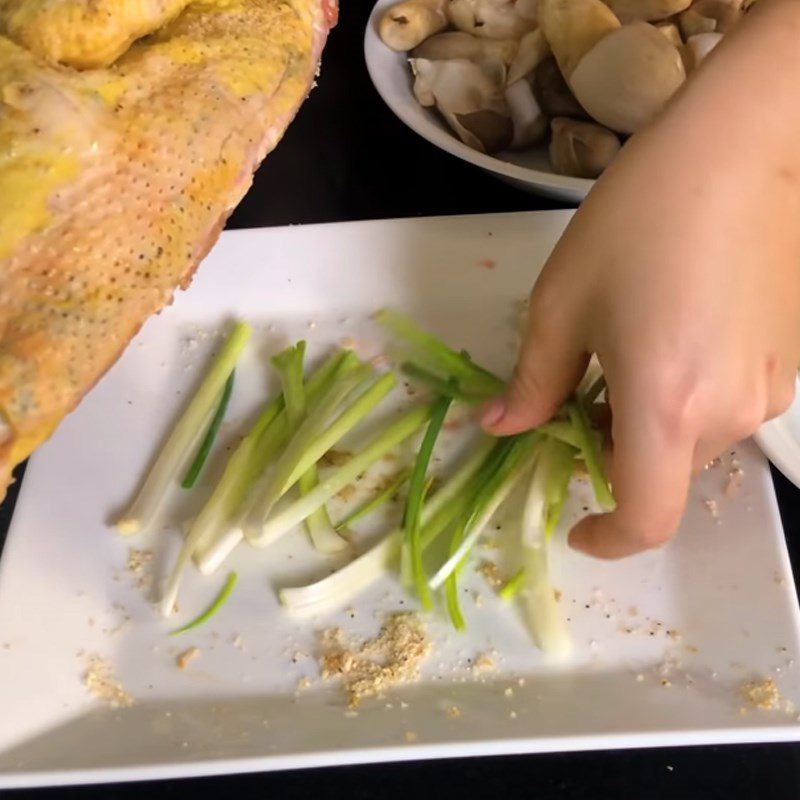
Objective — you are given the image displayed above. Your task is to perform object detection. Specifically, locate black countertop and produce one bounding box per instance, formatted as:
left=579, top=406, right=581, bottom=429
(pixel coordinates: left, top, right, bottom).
left=4, top=1, right=800, bottom=797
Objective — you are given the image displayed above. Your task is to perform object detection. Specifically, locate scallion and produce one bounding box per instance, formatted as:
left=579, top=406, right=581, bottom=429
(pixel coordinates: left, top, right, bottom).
left=181, top=370, right=235, bottom=489
left=403, top=392, right=453, bottom=610
left=116, top=320, right=251, bottom=535
left=567, top=399, right=615, bottom=511
left=334, top=468, right=411, bottom=531
left=429, top=433, right=540, bottom=590
left=279, top=438, right=496, bottom=615
left=272, top=342, right=348, bottom=554
left=375, top=309, right=504, bottom=399
left=170, top=572, right=237, bottom=635
left=250, top=404, right=434, bottom=548
left=499, top=568, right=526, bottom=602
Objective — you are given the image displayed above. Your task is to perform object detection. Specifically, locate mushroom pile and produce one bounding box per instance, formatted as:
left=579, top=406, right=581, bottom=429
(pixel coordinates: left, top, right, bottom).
left=378, top=0, right=756, bottom=178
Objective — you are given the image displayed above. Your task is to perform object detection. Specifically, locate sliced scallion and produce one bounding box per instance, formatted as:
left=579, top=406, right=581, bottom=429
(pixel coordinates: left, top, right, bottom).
left=181, top=370, right=235, bottom=489
left=170, top=572, right=237, bottom=635
left=116, top=320, right=251, bottom=535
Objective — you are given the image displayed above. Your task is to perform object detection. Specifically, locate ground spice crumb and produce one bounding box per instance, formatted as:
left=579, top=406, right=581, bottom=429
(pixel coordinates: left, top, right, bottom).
left=405, top=731, right=417, bottom=743
left=661, top=679, right=672, bottom=688
left=445, top=705, right=461, bottom=718
left=126, top=548, right=153, bottom=590
left=319, top=613, right=430, bottom=708
left=725, top=464, right=744, bottom=497
left=474, top=652, right=496, bottom=673
left=554, top=589, right=563, bottom=602
left=473, top=592, right=484, bottom=608
left=337, top=484, right=358, bottom=502
left=176, top=647, right=200, bottom=670
left=321, top=450, right=353, bottom=467
left=82, top=654, right=133, bottom=708
left=741, top=677, right=781, bottom=711
left=703, top=498, right=719, bottom=519
left=110, top=617, right=131, bottom=637
left=478, top=560, right=503, bottom=589
left=667, top=629, right=682, bottom=641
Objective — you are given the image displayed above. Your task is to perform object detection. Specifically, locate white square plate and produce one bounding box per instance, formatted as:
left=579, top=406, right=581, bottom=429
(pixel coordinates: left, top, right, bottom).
left=755, top=377, right=800, bottom=490
left=1, top=211, right=800, bottom=789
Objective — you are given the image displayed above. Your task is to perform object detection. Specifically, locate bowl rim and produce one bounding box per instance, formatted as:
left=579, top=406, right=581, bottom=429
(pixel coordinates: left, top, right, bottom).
left=363, top=0, right=594, bottom=196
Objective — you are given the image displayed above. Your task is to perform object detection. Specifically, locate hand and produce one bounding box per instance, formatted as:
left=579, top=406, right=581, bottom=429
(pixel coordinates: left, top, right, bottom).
left=482, top=0, right=800, bottom=558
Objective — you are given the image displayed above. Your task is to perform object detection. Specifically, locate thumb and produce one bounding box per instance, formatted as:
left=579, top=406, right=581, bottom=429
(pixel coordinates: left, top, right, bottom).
left=481, top=301, right=588, bottom=436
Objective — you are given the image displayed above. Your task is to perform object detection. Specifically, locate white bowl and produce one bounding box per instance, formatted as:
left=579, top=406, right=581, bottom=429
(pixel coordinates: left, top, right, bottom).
left=364, top=0, right=593, bottom=202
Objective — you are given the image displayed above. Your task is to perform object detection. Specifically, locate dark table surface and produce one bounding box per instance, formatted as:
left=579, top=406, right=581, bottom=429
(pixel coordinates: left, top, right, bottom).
left=5, top=1, right=800, bottom=797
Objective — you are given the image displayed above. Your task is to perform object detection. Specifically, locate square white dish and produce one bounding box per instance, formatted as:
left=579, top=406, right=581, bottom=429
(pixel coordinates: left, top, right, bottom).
left=1, top=211, right=799, bottom=788
left=754, top=376, right=800, bottom=491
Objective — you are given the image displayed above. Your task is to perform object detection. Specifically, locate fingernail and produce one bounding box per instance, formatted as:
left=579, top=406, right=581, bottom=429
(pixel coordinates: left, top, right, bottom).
left=481, top=396, right=507, bottom=428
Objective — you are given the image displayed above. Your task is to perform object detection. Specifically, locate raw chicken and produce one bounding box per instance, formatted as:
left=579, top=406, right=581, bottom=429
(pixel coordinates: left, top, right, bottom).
left=0, top=0, right=192, bottom=68
left=0, top=0, right=337, bottom=498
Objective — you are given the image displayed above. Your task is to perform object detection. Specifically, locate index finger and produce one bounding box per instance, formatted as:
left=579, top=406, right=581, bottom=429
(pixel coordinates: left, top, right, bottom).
left=568, top=386, right=696, bottom=559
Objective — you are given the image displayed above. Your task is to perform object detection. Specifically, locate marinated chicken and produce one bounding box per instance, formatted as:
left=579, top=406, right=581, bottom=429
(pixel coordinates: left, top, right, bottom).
left=0, top=0, right=337, bottom=498
left=0, top=0, right=192, bottom=67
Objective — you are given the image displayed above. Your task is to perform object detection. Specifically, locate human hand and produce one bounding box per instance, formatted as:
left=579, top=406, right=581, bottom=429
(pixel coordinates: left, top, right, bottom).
left=482, top=0, right=800, bottom=557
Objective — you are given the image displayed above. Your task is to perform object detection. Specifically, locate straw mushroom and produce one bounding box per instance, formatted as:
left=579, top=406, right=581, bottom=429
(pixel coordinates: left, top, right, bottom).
left=679, top=1, right=740, bottom=38
left=694, top=0, right=743, bottom=28
left=549, top=117, right=621, bottom=178
left=515, top=0, right=540, bottom=21
left=447, top=0, right=536, bottom=40
left=379, top=0, right=448, bottom=52
left=569, top=21, right=686, bottom=134
left=410, top=57, right=513, bottom=152
left=505, top=77, right=547, bottom=147
left=537, top=0, right=620, bottom=80
left=601, top=0, right=691, bottom=23
left=412, top=31, right=519, bottom=64
left=532, top=56, right=588, bottom=119
left=678, top=8, right=714, bottom=37
left=656, top=22, right=683, bottom=48
left=506, top=28, right=550, bottom=85
left=682, top=31, right=723, bottom=71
